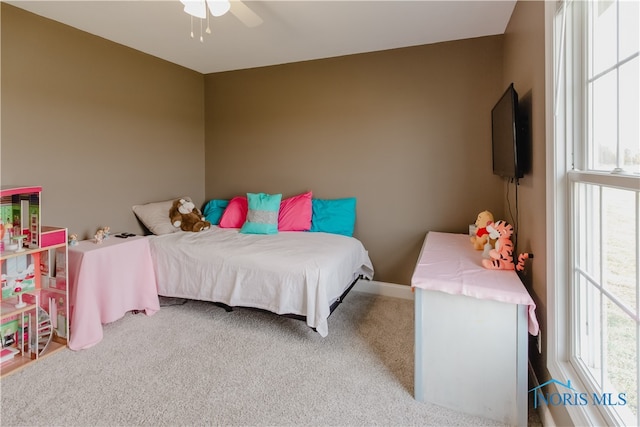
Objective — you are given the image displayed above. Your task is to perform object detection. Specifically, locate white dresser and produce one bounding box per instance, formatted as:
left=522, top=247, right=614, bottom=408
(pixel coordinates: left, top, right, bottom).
left=411, top=232, right=538, bottom=426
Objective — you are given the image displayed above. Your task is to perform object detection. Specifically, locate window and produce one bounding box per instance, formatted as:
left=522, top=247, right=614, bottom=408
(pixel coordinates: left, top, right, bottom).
left=551, top=0, right=639, bottom=426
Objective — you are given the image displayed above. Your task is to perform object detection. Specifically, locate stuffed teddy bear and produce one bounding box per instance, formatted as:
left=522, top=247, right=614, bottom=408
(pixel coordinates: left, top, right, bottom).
left=470, top=210, right=494, bottom=250
left=169, top=198, right=211, bottom=232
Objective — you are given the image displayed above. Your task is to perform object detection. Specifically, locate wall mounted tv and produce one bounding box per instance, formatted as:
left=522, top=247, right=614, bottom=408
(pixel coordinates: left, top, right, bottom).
left=491, top=83, right=529, bottom=179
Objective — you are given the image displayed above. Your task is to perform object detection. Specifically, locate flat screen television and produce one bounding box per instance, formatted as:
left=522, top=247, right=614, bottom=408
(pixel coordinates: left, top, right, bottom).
left=491, top=83, right=527, bottom=179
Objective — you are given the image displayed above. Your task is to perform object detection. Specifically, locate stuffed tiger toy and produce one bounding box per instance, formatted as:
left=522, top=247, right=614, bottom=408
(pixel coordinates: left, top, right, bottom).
left=481, top=220, right=533, bottom=271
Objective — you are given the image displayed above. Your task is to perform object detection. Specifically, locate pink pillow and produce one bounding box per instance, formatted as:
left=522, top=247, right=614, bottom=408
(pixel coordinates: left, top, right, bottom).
left=218, top=196, right=248, bottom=228
left=278, top=191, right=312, bottom=231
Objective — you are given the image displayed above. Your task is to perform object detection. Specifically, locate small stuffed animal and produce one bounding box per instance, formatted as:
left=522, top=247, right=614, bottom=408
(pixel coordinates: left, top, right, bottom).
left=169, top=198, right=211, bottom=232
left=482, top=224, right=500, bottom=258
left=470, top=210, right=494, bottom=250
left=482, top=220, right=533, bottom=271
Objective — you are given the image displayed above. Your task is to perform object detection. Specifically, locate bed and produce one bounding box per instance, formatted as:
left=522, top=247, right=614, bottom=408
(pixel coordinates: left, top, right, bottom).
left=147, top=226, right=374, bottom=337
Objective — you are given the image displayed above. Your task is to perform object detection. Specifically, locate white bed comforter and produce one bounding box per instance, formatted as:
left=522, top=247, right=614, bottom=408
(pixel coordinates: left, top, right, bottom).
left=148, top=227, right=374, bottom=337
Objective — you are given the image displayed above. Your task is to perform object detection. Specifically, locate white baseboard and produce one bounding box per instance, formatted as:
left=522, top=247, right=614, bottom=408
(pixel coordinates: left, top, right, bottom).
left=353, top=279, right=414, bottom=300
left=528, top=361, right=556, bottom=427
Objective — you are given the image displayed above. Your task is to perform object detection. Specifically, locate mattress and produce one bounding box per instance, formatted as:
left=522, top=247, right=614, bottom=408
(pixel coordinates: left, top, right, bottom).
left=148, top=226, right=374, bottom=336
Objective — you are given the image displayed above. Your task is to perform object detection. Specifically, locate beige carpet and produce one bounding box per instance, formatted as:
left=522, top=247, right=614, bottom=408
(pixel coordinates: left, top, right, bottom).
left=1, top=291, right=510, bottom=426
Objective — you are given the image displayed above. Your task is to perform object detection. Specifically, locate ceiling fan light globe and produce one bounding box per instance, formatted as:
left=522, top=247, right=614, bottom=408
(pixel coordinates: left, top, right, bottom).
left=181, top=0, right=207, bottom=19
left=206, top=0, right=231, bottom=17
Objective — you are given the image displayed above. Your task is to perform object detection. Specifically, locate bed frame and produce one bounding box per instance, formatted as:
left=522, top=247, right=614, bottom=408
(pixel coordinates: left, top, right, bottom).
left=213, top=275, right=366, bottom=327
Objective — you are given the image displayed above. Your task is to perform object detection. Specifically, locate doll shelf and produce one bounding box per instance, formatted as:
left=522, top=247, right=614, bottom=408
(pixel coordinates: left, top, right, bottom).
left=1, top=186, right=69, bottom=378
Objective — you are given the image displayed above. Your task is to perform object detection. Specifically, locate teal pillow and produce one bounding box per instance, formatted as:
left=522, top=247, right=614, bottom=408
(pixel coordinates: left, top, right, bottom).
left=202, top=199, right=229, bottom=225
left=310, top=198, right=357, bottom=236
left=240, top=192, right=282, bottom=235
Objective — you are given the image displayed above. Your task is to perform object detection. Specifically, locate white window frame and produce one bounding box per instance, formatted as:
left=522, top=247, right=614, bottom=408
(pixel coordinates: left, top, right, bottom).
left=547, top=1, right=640, bottom=426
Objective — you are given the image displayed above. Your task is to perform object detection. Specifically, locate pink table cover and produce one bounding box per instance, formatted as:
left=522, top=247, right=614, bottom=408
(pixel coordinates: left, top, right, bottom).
left=68, top=235, right=160, bottom=350
left=411, top=231, right=539, bottom=336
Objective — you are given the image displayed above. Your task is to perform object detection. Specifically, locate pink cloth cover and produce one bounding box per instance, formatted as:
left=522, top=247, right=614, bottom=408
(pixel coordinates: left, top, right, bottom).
left=68, top=235, right=160, bottom=350
left=278, top=191, right=312, bottom=231
left=411, top=231, right=539, bottom=336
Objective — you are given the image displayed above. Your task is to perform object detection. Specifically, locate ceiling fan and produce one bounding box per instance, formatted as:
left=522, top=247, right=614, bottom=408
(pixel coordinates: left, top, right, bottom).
left=180, top=0, right=263, bottom=38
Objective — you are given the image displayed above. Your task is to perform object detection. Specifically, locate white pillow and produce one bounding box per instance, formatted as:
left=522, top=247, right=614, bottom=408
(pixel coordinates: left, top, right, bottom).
left=132, top=197, right=191, bottom=235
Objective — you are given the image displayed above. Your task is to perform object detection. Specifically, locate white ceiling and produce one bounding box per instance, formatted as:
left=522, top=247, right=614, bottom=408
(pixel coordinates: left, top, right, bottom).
left=6, top=0, right=517, bottom=74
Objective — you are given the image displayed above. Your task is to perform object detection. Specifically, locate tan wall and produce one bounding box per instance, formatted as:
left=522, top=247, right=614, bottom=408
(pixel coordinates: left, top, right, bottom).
left=2, top=4, right=521, bottom=287
left=204, top=37, right=507, bottom=284
left=502, top=0, right=553, bottom=412
left=0, top=4, right=205, bottom=239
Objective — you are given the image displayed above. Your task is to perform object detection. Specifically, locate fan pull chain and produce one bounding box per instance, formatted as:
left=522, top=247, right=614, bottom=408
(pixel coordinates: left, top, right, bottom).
left=190, top=16, right=194, bottom=39
left=206, top=13, right=212, bottom=34
left=200, top=18, right=204, bottom=42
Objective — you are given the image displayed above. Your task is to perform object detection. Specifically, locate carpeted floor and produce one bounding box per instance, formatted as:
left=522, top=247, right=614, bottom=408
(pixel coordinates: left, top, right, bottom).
left=0, top=291, right=537, bottom=426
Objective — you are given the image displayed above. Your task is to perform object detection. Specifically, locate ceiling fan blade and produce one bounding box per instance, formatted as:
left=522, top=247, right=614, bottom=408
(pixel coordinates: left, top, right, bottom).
left=229, top=0, right=263, bottom=27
